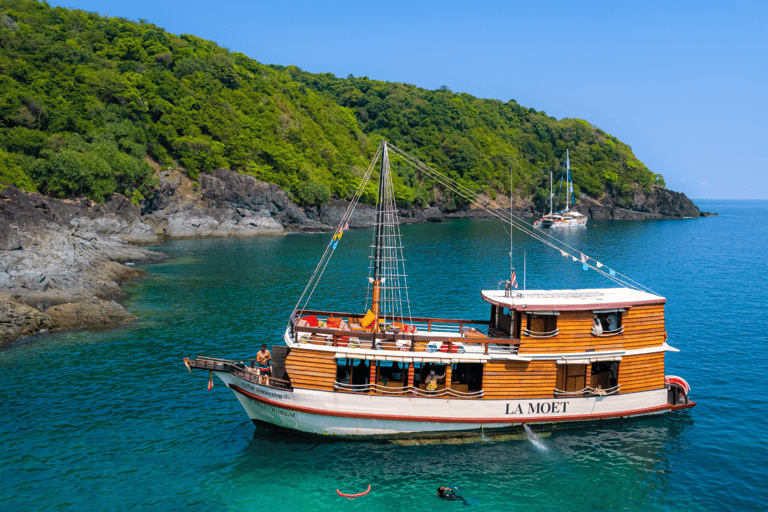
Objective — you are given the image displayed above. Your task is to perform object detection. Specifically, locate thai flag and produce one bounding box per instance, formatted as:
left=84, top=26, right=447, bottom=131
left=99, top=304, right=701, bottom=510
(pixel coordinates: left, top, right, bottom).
left=511, top=270, right=518, bottom=289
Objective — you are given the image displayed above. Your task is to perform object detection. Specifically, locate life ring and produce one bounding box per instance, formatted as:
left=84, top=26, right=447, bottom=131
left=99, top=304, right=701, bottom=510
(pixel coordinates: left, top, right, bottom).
left=337, top=484, right=371, bottom=498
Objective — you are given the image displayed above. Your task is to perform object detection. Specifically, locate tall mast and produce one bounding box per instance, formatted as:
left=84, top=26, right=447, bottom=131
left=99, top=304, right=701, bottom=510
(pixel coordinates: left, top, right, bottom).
left=549, top=169, right=553, bottom=215
left=509, top=168, right=514, bottom=287
left=371, top=141, right=389, bottom=327
left=566, top=149, right=573, bottom=211
left=565, top=150, right=569, bottom=212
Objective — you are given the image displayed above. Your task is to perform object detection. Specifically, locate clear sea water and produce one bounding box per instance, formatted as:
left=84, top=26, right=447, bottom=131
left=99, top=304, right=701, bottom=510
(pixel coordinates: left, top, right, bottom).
left=2, top=200, right=767, bottom=511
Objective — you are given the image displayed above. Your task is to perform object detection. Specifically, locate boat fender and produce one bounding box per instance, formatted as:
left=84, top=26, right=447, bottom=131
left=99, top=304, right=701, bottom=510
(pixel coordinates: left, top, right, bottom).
left=336, top=484, right=371, bottom=498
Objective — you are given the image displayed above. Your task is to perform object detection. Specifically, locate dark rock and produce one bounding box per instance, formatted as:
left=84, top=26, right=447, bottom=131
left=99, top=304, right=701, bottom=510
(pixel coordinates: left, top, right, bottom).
left=575, top=186, right=700, bottom=220
left=46, top=297, right=136, bottom=331
left=0, top=294, right=54, bottom=344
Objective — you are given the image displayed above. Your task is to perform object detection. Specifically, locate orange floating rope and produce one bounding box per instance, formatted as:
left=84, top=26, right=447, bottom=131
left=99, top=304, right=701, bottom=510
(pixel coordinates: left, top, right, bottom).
left=336, top=484, right=371, bottom=498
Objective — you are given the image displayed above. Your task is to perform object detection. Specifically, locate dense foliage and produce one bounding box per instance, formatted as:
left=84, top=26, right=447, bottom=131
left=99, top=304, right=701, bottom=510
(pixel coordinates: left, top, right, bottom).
left=0, top=0, right=664, bottom=209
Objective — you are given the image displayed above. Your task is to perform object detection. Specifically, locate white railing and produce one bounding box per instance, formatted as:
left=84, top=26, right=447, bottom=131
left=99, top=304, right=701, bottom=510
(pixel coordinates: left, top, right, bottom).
left=523, top=328, right=559, bottom=338
left=333, top=381, right=484, bottom=398
left=591, top=326, right=624, bottom=337
left=554, top=385, right=620, bottom=397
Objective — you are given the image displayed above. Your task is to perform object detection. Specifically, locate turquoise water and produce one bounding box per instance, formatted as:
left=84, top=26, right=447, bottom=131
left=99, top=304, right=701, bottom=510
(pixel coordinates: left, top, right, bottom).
left=2, top=200, right=767, bottom=511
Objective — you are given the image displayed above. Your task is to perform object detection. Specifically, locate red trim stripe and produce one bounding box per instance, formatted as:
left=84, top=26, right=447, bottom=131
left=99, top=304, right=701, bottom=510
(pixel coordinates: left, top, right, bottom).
left=230, top=384, right=692, bottom=425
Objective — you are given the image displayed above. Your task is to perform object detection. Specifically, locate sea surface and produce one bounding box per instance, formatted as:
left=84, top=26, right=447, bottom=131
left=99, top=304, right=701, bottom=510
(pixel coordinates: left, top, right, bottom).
left=2, top=200, right=766, bottom=511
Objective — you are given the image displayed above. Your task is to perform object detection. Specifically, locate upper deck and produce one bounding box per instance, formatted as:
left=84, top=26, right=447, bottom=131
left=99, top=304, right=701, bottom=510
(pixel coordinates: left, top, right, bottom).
left=481, top=288, right=665, bottom=312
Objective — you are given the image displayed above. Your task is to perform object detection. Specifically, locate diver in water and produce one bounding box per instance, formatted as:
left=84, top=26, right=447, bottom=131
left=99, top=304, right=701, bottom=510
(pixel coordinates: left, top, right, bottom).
left=437, top=486, right=475, bottom=506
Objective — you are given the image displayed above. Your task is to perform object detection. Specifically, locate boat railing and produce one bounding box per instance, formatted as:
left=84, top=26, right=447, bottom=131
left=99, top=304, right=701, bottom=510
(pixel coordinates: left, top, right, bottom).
left=291, top=310, right=519, bottom=354
left=333, top=381, right=484, bottom=399
left=591, top=326, right=624, bottom=337
left=185, top=356, right=292, bottom=391
left=553, top=385, right=620, bottom=397
left=522, top=328, right=560, bottom=338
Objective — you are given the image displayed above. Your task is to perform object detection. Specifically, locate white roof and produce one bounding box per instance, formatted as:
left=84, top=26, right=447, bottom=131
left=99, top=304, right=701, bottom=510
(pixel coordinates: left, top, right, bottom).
left=481, top=288, right=664, bottom=312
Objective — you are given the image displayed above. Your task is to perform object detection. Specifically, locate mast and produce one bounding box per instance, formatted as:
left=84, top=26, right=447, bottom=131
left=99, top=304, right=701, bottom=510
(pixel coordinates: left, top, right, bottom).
left=566, top=149, right=574, bottom=211
left=564, top=150, right=569, bottom=212
left=509, top=168, right=514, bottom=294
left=548, top=169, right=552, bottom=215
left=371, top=141, right=388, bottom=327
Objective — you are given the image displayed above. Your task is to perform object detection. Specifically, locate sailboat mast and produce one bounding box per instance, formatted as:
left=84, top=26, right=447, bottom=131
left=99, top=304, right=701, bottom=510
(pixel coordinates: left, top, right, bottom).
left=549, top=169, right=553, bottom=215
left=371, top=141, right=389, bottom=325
left=565, top=150, right=570, bottom=212
left=566, top=149, right=573, bottom=211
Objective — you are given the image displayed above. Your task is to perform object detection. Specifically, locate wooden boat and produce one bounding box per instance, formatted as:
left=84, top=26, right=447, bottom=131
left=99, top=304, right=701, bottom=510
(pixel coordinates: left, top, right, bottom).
left=184, top=142, right=694, bottom=438
left=534, top=149, right=587, bottom=229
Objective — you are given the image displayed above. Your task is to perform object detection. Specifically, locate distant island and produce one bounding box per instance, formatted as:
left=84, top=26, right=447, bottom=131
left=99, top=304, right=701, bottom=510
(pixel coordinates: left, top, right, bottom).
left=0, top=0, right=708, bottom=344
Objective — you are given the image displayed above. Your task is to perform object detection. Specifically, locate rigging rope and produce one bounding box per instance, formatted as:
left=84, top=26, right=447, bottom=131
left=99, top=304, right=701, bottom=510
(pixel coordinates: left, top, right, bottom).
left=387, top=144, right=657, bottom=294
left=293, top=141, right=659, bottom=320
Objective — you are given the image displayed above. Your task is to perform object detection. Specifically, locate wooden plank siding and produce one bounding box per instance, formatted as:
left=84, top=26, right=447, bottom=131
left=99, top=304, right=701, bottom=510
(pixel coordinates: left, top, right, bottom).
left=618, top=353, right=665, bottom=394
left=483, top=361, right=558, bottom=399
left=284, top=348, right=337, bottom=392
left=518, top=304, right=666, bottom=354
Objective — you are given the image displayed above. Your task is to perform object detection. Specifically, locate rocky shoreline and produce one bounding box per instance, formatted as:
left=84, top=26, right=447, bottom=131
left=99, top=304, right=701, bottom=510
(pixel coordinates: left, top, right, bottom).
left=0, top=168, right=710, bottom=345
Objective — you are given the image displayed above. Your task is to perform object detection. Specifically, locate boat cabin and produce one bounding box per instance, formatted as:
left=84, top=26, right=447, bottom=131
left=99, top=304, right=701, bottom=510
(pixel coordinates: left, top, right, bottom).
left=280, top=287, right=670, bottom=401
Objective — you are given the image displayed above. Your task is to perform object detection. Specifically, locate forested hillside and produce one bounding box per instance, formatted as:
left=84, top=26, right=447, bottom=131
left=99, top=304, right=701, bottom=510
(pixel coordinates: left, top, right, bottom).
left=1, top=0, right=665, bottom=211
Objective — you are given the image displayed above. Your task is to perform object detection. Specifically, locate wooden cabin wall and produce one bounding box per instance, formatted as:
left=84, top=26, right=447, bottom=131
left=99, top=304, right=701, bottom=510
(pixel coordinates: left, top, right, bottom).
left=483, top=361, right=557, bottom=399
left=618, top=353, right=665, bottom=394
left=518, top=304, right=666, bottom=354
left=284, top=348, right=336, bottom=392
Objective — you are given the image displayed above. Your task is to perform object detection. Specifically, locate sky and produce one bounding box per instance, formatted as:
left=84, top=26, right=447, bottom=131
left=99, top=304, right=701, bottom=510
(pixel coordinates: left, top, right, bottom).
left=47, top=0, right=768, bottom=200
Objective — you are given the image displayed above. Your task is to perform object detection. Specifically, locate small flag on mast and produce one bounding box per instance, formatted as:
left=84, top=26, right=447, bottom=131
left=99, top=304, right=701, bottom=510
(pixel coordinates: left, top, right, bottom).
left=511, top=270, right=518, bottom=289
left=580, top=253, right=589, bottom=271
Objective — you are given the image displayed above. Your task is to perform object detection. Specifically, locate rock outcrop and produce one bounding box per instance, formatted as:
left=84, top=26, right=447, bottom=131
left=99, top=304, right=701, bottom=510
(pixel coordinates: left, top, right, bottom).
left=0, top=186, right=164, bottom=344
left=141, top=168, right=328, bottom=237
left=575, top=186, right=700, bottom=220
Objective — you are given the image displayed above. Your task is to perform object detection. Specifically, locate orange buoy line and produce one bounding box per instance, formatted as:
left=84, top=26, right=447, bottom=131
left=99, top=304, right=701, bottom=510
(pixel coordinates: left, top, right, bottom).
left=336, top=484, right=371, bottom=498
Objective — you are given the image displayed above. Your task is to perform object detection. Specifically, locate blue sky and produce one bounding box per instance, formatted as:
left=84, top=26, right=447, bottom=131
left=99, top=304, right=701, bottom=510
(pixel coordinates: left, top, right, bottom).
left=48, top=0, right=768, bottom=200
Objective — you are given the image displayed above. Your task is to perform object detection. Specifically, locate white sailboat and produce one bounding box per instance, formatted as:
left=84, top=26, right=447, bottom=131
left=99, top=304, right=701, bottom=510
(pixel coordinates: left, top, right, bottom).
left=534, top=149, right=587, bottom=228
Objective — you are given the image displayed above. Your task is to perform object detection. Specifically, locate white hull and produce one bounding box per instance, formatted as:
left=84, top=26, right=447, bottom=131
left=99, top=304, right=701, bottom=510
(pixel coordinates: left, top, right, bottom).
left=217, top=372, right=676, bottom=437
left=534, top=216, right=587, bottom=229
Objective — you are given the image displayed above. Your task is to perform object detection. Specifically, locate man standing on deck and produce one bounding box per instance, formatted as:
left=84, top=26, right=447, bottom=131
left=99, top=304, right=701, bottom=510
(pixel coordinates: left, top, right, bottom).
left=257, top=344, right=271, bottom=376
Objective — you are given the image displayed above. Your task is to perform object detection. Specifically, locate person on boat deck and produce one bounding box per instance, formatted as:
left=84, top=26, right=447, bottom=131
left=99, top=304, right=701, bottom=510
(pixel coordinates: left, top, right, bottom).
left=607, top=313, right=619, bottom=332
left=592, top=317, right=603, bottom=335
left=424, top=369, right=445, bottom=391
left=256, top=344, right=271, bottom=375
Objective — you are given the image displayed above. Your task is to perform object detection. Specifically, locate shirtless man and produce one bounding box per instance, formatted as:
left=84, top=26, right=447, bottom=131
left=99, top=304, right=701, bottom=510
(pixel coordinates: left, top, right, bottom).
left=256, top=344, right=271, bottom=375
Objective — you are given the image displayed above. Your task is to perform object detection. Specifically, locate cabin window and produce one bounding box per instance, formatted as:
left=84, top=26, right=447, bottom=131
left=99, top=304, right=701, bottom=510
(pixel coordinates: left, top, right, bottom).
left=498, top=308, right=512, bottom=334
left=556, top=364, right=586, bottom=392
left=335, top=358, right=369, bottom=392
left=524, top=312, right=559, bottom=337
left=592, top=310, right=624, bottom=335
left=453, top=363, right=484, bottom=392
left=591, top=362, right=619, bottom=390
left=377, top=361, right=405, bottom=386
